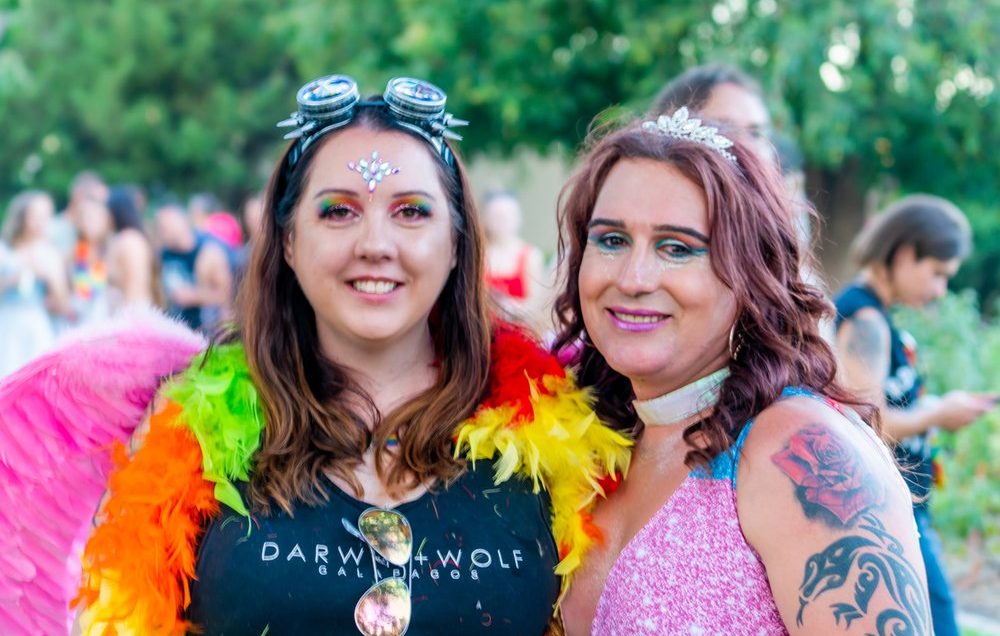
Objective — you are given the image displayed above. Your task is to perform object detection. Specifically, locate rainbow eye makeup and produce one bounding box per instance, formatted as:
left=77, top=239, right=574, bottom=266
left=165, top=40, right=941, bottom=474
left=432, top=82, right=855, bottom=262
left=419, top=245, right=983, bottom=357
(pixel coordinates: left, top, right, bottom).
left=317, top=195, right=360, bottom=220
left=392, top=195, right=433, bottom=220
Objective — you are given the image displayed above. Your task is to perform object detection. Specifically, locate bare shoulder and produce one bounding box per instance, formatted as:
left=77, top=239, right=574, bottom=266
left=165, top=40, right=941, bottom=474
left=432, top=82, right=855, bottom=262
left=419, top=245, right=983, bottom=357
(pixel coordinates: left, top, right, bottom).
left=736, top=395, right=931, bottom=634
left=742, top=395, right=898, bottom=484
left=118, top=228, right=150, bottom=251
left=116, top=230, right=152, bottom=261
left=837, top=307, right=890, bottom=354
left=197, top=241, right=229, bottom=268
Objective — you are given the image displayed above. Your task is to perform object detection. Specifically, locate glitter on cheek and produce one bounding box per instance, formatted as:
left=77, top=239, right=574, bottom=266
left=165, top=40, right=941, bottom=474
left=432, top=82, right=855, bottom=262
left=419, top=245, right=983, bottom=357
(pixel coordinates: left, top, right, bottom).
left=585, top=237, right=622, bottom=261
left=654, top=249, right=710, bottom=271
left=655, top=259, right=690, bottom=271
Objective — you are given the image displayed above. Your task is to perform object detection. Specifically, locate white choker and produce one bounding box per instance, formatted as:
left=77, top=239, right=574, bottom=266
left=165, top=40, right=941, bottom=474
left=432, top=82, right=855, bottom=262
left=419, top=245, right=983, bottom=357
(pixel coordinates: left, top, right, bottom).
left=633, top=368, right=730, bottom=427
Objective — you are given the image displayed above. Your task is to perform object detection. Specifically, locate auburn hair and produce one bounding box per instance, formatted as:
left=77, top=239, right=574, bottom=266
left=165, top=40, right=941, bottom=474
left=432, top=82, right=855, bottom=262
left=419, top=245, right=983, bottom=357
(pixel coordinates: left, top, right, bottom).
left=553, top=120, right=876, bottom=466
left=229, top=105, right=491, bottom=515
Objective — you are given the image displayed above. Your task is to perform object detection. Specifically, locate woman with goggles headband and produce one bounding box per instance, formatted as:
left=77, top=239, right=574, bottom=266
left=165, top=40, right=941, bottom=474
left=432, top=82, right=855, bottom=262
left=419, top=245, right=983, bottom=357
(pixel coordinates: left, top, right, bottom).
left=0, top=75, right=629, bottom=635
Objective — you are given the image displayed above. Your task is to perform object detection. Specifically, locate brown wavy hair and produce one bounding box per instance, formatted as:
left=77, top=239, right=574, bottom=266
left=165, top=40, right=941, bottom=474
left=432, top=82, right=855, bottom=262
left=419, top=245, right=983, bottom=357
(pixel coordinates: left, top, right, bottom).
left=229, top=105, right=491, bottom=515
left=553, top=120, right=875, bottom=467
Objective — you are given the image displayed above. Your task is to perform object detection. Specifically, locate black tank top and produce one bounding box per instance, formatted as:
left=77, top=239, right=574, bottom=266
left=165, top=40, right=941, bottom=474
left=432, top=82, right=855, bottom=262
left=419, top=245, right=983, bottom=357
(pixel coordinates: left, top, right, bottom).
left=835, top=283, right=931, bottom=503
left=160, top=234, right=205, bottom=330
left=186, top=460, right=559, bottom=635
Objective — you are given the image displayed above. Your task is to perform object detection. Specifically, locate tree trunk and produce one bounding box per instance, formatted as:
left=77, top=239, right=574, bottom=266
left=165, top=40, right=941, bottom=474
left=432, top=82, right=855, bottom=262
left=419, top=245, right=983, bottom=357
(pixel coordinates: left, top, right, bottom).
left=807, top=158, right=868, bottom=292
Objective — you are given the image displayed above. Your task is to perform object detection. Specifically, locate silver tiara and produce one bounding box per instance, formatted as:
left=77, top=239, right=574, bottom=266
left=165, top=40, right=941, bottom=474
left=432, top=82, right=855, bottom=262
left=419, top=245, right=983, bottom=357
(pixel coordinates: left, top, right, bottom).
left=641, top=107, right=738, bottom=164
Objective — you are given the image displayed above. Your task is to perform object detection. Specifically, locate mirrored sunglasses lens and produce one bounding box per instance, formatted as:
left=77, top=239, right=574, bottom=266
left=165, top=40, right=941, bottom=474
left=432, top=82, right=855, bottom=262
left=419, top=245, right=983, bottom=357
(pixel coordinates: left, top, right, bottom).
left=358, top=509, right=412, bottom=567
left=355, top=577, right=411, bottom=636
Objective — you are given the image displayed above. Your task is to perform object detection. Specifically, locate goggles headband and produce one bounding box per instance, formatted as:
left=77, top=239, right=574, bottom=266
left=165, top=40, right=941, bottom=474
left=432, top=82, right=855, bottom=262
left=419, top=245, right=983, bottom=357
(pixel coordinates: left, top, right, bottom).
left=278, top=74, right=468, bottom=170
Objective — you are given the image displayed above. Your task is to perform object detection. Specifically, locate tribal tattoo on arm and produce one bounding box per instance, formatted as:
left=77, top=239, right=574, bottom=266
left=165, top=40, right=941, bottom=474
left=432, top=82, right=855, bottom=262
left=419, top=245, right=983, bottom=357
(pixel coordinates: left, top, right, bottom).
left=772, top=425, right=931, bottom=635
left=795, top=515, right=930, bottom=635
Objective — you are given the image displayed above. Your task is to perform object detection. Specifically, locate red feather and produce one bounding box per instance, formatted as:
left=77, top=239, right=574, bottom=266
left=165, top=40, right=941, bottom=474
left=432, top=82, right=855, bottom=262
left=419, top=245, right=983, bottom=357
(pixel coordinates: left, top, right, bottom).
left=481, top=322, right=566, bottom=423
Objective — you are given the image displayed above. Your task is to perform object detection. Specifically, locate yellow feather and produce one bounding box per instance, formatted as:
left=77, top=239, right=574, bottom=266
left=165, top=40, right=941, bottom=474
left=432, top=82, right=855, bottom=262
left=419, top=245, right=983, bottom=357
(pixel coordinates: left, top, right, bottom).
left=452, top=370, right=632, bottom=602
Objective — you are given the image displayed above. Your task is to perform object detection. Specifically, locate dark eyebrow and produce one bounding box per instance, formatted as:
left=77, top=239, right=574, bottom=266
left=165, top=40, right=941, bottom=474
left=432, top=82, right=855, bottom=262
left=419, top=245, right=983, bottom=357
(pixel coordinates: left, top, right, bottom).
left=586, top=218, right=625, bottom=230
left=653, top=224, right=709, bottom=243
left=587, top=218, right=709, bottom=243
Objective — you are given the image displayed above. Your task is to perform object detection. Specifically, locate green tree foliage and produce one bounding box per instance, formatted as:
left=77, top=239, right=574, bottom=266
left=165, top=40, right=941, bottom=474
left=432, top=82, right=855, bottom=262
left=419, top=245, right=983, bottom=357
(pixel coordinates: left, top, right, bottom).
left=951, top=200, right=1000, bottom=314
left=896, top=293, right=1000, bottom=553
left=0, top=0, right=301, bottom=202
left=1, top=0, right=997, bottom=221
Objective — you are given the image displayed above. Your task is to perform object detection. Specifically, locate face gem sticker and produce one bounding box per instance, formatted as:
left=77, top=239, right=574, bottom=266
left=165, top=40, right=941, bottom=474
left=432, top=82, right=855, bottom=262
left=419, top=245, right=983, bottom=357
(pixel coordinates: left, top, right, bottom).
left=348, top=151, right=401, bottom=196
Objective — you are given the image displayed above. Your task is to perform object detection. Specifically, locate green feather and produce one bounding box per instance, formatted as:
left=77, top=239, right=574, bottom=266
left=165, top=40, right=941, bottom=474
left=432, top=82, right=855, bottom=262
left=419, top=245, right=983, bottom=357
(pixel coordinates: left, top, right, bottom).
left=165, top=343, right=264, bottom=519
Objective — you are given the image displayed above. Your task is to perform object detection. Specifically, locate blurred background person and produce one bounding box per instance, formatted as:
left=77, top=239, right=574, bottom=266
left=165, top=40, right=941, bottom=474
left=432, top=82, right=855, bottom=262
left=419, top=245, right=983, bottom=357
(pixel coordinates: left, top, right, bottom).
left=834, top=194, right=999, bottom=636
left=482, top=189, right=547, bottom=331
left=68, top=195, right=113, bottom=327
left=155, top=201, right=232, bottom=332
left=0, top=191, right=70, bottom=376
left=241, top=191, right=265, bottom=246
left=106, top=184, right=157, bottom=309
left=187, top=191, right=221, bottom=231
left=233, top=191, right=265, bottom=290
left=50, top=171, right=109, bottom=259
left=650, top=63, right=774, bottom=163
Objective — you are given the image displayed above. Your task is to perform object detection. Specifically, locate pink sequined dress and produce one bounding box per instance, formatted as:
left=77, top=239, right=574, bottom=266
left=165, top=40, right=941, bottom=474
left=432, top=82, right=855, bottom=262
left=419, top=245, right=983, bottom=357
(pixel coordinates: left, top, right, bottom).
left=590, top=389, right=834, bottom=635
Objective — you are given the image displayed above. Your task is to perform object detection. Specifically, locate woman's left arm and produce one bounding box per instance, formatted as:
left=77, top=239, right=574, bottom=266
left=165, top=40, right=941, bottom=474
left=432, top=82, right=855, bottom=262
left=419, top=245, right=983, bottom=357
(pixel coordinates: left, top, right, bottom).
left=737, top=398, right=931, bottom=636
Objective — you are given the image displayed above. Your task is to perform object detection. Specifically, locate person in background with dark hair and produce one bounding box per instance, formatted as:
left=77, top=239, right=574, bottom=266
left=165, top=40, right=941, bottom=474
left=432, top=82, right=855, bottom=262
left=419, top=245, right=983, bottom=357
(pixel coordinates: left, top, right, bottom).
left=556, top=109, right=930, bottom=634
left=106, top=184, right=157, bottom=308
left=66, top=75, right=627, bottom=634
left=835, top=194, right=998, bottom=636
left=650, top=63, right=774, bottom=162
left=155, top=201, right=233, bottom=332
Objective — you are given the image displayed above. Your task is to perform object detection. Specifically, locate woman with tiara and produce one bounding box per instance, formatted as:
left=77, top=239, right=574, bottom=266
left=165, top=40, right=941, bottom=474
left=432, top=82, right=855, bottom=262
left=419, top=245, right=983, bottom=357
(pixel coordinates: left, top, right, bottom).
left=554, top=109, right=931, bottom=635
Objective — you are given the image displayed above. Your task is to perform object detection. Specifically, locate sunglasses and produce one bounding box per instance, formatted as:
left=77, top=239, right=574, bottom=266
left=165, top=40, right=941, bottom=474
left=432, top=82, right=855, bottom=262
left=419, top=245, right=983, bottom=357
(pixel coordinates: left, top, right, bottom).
left=342, top=507, right=414, bottom=636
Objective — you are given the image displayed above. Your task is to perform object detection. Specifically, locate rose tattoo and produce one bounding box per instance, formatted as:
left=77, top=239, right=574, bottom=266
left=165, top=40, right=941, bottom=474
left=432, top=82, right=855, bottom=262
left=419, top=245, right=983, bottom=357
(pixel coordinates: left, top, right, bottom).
left=772, top=424, right=885, bottom=527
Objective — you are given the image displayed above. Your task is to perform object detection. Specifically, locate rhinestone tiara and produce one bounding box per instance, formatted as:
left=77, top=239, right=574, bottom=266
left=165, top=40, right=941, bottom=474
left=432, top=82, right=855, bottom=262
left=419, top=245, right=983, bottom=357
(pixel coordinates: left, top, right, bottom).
left=640, top=107, right=738, bottom=164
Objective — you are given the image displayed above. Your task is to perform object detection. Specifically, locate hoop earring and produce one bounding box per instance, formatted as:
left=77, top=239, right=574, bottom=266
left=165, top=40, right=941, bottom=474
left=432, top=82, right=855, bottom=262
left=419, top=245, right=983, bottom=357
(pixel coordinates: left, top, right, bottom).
left=728, top=323, right=743, bottom=360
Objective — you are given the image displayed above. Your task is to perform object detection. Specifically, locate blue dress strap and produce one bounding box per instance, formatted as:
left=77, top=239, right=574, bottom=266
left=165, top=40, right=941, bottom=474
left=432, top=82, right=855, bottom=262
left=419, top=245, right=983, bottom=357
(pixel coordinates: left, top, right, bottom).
left=728, top=386, right=830, bottom=488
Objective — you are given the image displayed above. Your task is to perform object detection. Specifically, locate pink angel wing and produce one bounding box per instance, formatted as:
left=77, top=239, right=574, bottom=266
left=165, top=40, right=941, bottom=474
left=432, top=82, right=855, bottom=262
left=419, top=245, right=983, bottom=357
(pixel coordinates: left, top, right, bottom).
left=0, top=309, right=204, bottom=635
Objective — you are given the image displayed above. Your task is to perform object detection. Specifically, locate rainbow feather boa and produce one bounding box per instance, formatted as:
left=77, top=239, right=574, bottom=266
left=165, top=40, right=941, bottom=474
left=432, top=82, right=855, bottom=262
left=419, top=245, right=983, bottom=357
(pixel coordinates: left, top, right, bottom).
left=75, top=325, right=631, bottom=634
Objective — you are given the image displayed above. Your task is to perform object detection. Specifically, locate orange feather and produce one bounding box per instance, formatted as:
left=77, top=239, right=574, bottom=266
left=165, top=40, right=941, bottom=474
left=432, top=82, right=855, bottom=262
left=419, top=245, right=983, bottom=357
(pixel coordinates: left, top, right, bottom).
left=74, top=401, right=219, bottom=634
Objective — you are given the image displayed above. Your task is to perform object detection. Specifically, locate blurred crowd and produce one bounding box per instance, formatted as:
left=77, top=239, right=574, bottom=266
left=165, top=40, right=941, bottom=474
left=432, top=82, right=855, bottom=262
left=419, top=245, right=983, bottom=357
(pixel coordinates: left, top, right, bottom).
left=0, top=171, right=264, bottom=376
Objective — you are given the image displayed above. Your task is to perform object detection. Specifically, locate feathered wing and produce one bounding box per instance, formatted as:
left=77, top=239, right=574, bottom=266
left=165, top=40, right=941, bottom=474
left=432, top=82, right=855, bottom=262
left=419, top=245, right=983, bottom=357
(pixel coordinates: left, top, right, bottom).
left=0, top=309, right=204, bottom=635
